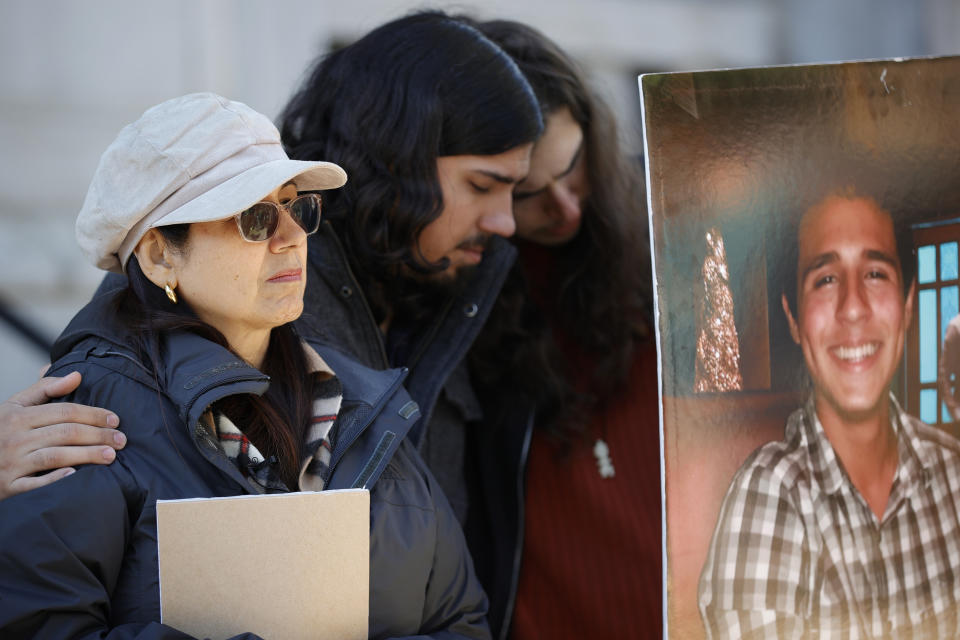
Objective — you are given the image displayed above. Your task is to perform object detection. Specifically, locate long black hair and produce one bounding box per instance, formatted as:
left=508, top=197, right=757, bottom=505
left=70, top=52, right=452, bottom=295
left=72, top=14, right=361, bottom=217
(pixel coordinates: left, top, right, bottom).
left=469, top=19, right=654, bottom=444
left=279, top=11, right=543, bottom=319
left=118, top=225, right=314, bottom=489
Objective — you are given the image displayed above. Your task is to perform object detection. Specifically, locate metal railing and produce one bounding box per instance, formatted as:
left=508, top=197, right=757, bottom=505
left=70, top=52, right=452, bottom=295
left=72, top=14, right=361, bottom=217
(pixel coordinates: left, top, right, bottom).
left=0, top=294, right=53, bottom=355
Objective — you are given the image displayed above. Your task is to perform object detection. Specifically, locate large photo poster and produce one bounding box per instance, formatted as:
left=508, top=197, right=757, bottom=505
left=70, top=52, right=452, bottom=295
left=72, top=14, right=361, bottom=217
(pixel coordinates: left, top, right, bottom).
left=641, top=57, right=960, bottom=638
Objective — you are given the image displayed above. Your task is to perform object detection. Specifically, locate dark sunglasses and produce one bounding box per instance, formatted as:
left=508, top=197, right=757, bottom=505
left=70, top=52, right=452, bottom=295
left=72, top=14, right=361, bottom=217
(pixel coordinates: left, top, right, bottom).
left=234, top=193, right=322, bottom=242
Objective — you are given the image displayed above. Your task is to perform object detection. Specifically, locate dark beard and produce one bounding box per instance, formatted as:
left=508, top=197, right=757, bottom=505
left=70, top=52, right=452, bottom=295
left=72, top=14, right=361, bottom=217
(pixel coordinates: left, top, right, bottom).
left=388, top=263, right=479, bottom=328
left=352, top=248, right=482, bottom=333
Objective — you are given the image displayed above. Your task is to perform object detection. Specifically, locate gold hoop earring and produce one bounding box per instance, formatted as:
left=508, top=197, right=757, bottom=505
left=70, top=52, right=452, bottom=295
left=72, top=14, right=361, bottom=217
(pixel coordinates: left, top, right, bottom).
left=164, top=284, right=178, bottom=304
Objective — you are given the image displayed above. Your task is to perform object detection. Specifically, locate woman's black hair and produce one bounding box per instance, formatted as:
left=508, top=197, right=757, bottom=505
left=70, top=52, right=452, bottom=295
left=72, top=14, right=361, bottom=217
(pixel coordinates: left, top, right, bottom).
left=119, top=225, right=314, bottom=489
left=279, top=11, right=543, bottom=320
left=468, top=19, right=654, bottom=445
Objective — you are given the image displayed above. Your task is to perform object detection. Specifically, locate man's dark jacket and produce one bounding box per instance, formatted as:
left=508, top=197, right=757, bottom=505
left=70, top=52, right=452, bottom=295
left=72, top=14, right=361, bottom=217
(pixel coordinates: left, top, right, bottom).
left=299, top=223, right=529, bottom=638
left=60, top=222, right=528, bottom=639
left=0, top=289, right=490, bottom=640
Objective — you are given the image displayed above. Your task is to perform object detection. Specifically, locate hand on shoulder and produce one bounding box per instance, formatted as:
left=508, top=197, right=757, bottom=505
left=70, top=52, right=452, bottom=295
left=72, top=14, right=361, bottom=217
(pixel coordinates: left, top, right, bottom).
left=0, top=371, right=124, bottom=500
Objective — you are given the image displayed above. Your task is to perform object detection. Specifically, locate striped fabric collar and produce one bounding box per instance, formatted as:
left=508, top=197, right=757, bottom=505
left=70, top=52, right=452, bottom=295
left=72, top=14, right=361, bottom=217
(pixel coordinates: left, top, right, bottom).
left=203, top=341, right=343, bottom=492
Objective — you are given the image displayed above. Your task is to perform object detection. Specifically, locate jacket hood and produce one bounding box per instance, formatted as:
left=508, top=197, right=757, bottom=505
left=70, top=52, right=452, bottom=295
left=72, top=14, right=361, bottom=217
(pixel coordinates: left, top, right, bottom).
left=51, top=279, right=134, bottom=362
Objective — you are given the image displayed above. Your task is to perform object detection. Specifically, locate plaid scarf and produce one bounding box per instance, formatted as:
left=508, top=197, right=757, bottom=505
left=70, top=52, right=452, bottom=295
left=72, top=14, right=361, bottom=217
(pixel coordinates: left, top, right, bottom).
left=203, top=344, right=343, bottom=492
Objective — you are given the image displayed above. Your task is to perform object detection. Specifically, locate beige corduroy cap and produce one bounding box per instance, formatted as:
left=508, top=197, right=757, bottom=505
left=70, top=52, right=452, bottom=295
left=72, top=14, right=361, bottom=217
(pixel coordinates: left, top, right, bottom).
left=76, top=92, right=347, bottom=273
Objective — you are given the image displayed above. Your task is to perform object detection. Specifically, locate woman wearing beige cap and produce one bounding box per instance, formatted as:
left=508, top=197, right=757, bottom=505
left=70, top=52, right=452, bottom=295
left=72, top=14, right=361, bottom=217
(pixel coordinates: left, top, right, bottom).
left=0, top=93, right=489, bottom=639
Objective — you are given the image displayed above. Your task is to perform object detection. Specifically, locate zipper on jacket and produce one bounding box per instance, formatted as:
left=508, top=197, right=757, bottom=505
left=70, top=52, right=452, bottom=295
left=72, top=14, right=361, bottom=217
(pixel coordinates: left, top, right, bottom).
left=184, top=372, right=273, bottom=493
left=499, top=410, right=535, bottom=640
left=88, top=347, right=155, bottom=378
left=192, top=418, right=267, bottom=495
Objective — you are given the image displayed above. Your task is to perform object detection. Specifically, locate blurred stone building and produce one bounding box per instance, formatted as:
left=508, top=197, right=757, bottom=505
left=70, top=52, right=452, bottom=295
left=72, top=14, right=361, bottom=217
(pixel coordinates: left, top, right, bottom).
left=0, top=0, right=957, bottom=398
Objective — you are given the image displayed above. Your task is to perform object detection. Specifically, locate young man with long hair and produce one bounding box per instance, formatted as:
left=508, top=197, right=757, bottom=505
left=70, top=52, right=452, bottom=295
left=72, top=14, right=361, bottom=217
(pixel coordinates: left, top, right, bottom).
left=277, top=12, right=542, bottom=523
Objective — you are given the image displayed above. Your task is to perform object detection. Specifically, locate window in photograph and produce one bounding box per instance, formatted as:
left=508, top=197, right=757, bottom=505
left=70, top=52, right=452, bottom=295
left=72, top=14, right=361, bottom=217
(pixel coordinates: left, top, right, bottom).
left=911, top=224, right=960, bottom=427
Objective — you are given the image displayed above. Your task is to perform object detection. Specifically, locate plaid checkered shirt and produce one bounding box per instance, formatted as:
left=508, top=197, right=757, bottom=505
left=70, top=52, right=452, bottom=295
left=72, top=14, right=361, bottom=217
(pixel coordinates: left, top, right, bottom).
left=698, top=395, right=960, bottom=639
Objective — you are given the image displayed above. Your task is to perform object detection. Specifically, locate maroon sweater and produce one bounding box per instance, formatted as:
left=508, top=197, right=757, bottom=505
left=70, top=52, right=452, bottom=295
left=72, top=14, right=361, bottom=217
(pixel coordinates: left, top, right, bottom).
left=511, top=245, right=663, bottom=638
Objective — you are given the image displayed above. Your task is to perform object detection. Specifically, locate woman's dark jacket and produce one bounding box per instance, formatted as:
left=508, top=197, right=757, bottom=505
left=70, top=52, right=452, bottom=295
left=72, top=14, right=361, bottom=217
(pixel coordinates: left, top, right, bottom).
left=0, top=290, right=490, bottom=640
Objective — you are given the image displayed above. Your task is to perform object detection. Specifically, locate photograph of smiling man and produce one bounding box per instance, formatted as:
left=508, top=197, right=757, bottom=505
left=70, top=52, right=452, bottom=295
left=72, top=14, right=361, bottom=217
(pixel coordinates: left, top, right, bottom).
left=641, top=55, right=960, bottom=638
left=700, top=187, right=960, bottom=638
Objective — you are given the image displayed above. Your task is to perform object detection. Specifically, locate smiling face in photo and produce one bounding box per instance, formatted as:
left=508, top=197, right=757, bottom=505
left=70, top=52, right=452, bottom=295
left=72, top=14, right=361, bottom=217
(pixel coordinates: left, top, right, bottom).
left=782, top=195, right=915, bottom=426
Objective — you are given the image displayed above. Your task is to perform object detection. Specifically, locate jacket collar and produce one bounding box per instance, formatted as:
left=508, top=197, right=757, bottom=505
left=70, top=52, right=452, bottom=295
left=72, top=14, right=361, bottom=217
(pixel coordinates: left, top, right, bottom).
left=309, top=343, right=411, bottom=448
left=53, top=279, right=418, bottom=494
left=158, top=331, right=270, bottom=428
left=51, top=285, right=271, bottom=429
